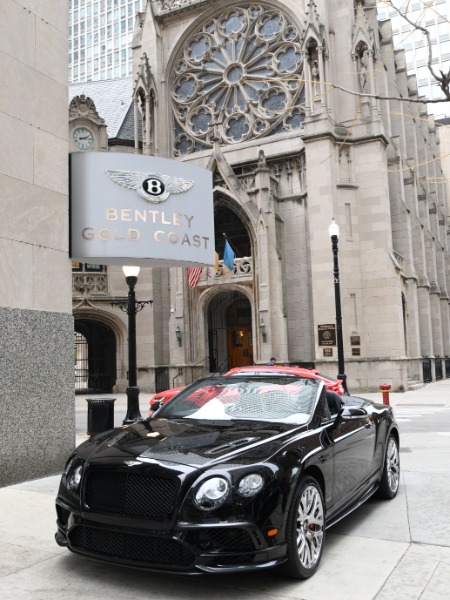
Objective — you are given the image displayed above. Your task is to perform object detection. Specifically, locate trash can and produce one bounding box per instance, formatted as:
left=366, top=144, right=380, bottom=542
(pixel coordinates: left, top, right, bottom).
left=86, top=398, right=116, bottom=435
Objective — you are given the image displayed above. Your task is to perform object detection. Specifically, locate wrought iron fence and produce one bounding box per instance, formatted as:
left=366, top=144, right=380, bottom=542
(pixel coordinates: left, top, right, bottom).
left=155, top=367, right=170, bottom=393
left=445, top=357, right=450, bottom=379
left=422, top=357, right=432, bottom=383
left=435, top=357, right=443, bottom=381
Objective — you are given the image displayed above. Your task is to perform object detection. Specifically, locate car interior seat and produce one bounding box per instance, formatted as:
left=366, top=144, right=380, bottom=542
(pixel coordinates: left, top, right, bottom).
left=326, top=391, right=343, bottom=416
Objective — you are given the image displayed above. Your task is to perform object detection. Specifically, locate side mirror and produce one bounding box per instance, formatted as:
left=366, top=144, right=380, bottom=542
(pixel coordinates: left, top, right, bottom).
left=338, top=406, right=368, bottom=420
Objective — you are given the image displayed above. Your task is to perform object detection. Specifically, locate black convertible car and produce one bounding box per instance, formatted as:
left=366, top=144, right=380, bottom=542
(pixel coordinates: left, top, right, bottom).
left=55, top=374, right=400, bottom=579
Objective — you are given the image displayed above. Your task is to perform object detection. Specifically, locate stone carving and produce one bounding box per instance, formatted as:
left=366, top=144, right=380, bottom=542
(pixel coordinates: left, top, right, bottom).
left=72, top=274, right=108, bottom=295
left=69, top=94, right=105, bottom=125
left=359, top=47, right=369, bottom=92
left=311, top=60, right=320, bottom=95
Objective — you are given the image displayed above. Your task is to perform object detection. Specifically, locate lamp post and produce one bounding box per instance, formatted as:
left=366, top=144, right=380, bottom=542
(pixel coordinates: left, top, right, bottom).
left=328, top=219, right=349, bottom=395
left=112, top=266, right=153, bottom=424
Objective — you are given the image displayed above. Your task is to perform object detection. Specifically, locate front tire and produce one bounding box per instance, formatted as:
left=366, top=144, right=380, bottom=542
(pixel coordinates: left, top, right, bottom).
left=377, top=435, right=400, bottom=499
left=281, top=476, right=325, bottom=579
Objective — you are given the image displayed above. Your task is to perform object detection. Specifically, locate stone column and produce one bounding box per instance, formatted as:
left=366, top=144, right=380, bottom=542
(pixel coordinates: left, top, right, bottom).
left=254, top=154, right=288, bottom=362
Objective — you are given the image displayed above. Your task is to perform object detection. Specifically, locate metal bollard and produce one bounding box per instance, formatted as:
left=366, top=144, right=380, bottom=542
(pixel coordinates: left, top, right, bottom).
left=379, top=384, right=391, bottom=405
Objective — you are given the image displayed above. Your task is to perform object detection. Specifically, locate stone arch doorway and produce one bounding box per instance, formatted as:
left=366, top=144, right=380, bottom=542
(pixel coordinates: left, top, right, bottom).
left=207, top=290, right=253, bottom=372
left=74, top=319, right=116, bottom=393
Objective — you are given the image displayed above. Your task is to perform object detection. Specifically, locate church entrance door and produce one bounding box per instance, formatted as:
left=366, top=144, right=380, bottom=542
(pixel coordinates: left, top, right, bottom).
left=227, top=326, right=253, bottom=368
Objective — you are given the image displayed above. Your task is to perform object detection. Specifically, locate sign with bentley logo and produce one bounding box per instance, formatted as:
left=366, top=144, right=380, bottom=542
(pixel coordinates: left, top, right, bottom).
left=105, top=170, right=195, bottom=204
left=70, top=152, right=214, bottom=266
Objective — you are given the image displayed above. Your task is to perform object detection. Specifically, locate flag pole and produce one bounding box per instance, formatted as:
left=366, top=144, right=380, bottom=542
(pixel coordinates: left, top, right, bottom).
left=222, top=233, right=240, bottom=257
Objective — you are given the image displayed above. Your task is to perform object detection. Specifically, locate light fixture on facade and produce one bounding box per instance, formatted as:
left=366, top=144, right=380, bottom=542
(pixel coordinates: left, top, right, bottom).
left=175, top=324, right=182, bottom=346
left=259, top=318, right=267, bottom=343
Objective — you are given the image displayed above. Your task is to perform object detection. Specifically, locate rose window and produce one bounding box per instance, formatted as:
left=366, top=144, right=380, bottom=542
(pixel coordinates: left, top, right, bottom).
left=172, top=4, right=305, bottom=155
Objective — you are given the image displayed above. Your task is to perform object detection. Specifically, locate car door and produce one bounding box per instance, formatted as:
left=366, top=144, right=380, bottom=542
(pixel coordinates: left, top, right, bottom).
left=329, top=401, right=376, bottom=511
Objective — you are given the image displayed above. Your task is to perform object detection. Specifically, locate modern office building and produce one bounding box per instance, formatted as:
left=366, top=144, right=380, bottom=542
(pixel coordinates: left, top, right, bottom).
left=68, top=0, right=450, bottom=396
left=377, top=0, right=450, bottom=118
left=69, top=0, right=146, bottom=83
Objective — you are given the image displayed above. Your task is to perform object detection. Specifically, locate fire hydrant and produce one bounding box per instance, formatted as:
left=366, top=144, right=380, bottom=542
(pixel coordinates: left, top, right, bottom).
left=379, top=384, right=391, bottom=405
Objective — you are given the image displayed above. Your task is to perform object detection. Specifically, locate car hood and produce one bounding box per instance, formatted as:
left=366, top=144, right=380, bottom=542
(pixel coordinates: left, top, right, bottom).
left=81, top=418, right=303, bottom=469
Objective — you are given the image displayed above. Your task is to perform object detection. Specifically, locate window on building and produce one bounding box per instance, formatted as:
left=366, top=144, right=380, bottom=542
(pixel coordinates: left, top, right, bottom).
left=432, top=84, right=444, bottom=99
left=72, top=263, right=106, bottom=272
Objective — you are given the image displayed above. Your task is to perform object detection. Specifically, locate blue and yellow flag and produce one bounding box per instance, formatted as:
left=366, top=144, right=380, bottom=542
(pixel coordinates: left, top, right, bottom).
left=223, top=240, right=235, bottom=272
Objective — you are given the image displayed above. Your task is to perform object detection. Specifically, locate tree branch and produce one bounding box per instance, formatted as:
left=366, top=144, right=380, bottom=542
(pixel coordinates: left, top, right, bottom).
left=380, top=0, right=450, bottom=101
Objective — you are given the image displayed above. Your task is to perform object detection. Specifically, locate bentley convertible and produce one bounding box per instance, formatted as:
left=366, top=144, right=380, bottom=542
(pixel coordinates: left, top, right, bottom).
left=55, top=373, right=400, bottom=579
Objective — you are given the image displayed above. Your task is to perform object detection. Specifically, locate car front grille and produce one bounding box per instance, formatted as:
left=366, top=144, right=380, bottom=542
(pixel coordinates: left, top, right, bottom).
left=84, top=471, right=179, bottom=519
left=69, top=525, right=194, bottom=566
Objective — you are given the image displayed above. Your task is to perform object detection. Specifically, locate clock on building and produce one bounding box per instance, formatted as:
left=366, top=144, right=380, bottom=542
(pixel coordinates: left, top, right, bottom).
left=72, top=126, right=95, bottom=151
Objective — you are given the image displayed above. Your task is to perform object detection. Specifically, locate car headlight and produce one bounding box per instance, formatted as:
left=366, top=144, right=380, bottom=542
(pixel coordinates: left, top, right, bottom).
left=194, top=477, right=230, bottom=510
left=65, top=456, right=84, bottom=493
left=238, top=473, right=264, bottom=497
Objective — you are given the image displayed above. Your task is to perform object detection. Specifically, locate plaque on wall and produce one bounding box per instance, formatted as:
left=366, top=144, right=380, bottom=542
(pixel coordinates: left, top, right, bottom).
left=323, top=348, right=333, bottom=357
left=318, top=324, right=336, bottom=346
left=352, top=348, right=361, bottom=356
left=351, top=336, right=360, bottom=346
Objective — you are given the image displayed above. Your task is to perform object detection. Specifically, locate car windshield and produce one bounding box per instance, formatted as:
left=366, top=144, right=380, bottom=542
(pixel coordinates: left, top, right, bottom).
left=156, top=376, right=321, bottom=424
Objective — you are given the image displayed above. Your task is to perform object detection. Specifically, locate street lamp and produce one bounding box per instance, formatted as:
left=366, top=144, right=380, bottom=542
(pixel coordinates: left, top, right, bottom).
left=328, top=219, right=349, bottom=395
left=112, top=266, right=153, bottom=424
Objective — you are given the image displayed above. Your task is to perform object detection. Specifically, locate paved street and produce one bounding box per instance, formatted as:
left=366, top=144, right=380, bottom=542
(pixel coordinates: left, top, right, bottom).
left=1, top=382, right=450, bottom=599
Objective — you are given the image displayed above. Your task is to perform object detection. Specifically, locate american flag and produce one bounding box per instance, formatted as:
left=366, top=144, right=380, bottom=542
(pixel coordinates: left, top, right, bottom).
left=187, top=266, right=202, bottom=288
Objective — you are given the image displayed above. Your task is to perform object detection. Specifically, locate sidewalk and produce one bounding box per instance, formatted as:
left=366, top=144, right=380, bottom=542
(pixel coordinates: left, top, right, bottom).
left=1, top=381, right=450, bottom=599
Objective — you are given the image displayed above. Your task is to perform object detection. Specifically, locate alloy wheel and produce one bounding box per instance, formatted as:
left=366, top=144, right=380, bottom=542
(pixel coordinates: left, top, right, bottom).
left=296, top=484, right=324, bottom=569
left=386, top=437, right=400, bottom=494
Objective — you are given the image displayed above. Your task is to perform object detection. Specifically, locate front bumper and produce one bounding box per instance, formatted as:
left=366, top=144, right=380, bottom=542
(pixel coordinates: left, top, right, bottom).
left=55, top=500, right=286, bottom=575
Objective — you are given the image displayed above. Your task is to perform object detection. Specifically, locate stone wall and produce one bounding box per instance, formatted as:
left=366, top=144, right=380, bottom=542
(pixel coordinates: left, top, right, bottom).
left=0, top=308, right=74, bottom=487
left=0, top=1, right=73, bottom=485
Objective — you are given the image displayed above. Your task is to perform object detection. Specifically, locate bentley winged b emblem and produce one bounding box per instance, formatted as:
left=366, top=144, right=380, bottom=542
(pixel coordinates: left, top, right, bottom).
left=105, top=169, right=195, bottom=204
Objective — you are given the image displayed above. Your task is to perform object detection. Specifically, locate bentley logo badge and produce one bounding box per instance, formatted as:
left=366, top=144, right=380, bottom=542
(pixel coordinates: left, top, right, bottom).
left=105, top=170, right=195, bottom=204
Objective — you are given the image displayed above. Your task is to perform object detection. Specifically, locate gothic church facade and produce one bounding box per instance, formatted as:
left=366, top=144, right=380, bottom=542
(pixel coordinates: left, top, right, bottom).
left=72, top=0, right=450, bottom=393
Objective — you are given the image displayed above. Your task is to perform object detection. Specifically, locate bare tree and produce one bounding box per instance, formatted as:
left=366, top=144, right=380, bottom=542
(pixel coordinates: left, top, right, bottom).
left=378, top=0, right=450, bottom=102
left=325, top=1, right=449, bottom=106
